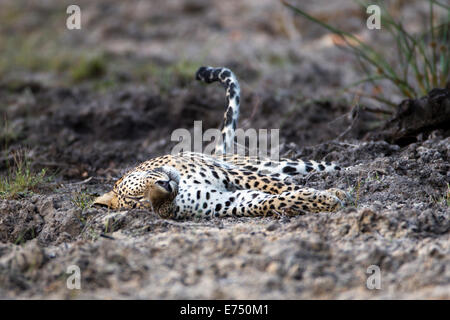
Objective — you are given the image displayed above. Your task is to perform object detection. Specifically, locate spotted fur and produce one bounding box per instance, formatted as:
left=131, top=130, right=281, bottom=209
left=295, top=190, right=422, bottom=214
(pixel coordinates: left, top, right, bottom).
left=94, top=66, right=348, bottom=219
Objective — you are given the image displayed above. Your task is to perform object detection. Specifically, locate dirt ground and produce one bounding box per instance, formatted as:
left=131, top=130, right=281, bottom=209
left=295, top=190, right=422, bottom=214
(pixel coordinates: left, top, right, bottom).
left=0, top=0, right=449, bottom=299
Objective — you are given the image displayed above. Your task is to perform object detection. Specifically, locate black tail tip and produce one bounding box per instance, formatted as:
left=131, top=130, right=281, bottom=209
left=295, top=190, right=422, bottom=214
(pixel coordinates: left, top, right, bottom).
left=195, top=66, right=210, bottom=81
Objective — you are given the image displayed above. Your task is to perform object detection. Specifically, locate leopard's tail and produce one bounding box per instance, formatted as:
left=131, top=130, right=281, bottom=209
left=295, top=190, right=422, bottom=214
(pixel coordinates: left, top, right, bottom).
left=195, top=66, right=240, bottom=155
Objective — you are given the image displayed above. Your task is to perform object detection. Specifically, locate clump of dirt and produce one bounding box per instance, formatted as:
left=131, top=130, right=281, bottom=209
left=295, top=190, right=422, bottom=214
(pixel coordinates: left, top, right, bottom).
left=368, top=88, right=450, bottom=146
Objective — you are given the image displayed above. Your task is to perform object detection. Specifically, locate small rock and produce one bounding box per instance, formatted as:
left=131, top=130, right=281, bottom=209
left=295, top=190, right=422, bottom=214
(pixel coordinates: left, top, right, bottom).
left=266, top=222, right=280, bottom=231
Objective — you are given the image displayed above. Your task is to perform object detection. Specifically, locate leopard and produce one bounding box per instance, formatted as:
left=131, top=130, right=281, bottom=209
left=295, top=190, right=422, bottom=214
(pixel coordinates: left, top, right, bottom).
left=94, top=66, right=349, bottom=219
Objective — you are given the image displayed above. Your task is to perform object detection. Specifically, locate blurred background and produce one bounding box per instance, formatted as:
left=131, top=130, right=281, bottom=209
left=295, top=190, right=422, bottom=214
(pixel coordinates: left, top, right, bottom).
left=1, top=0, right=447, bottom=177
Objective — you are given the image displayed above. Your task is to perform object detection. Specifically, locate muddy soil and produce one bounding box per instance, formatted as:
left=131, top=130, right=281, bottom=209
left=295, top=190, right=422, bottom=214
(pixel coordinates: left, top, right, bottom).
left=0, top=0, right=449, bottom=299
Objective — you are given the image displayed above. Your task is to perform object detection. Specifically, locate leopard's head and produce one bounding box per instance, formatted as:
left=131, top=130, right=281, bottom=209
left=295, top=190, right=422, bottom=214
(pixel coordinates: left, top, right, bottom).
left=144, top=166, right=180, bottom=218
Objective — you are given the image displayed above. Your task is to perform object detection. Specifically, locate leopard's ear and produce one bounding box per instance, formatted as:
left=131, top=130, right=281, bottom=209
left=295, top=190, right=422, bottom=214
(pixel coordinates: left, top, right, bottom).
left=93, top=191, right=119, bottom=209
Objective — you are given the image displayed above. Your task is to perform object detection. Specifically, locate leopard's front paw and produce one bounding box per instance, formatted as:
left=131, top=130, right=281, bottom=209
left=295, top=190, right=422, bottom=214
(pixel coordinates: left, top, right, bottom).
left=326, top=188, right=352, bottom=208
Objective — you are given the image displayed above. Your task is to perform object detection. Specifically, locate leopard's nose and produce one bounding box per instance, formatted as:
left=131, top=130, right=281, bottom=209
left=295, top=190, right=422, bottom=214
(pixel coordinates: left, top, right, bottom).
left=156, top=180, right=172, bottom=193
